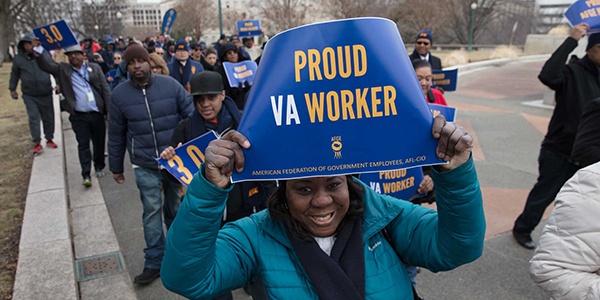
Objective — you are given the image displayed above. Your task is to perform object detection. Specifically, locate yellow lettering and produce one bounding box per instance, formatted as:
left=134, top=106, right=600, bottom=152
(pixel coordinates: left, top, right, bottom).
left=340, top=90, right=355, bottom=120
left=304, top=92, right=325, bottom=123
left=371, top=86, right=382, bottom=117
left=234, top=65, right=247, bottom=72
left=294, top=51, right=306, bottom=82
left=381, top=176, right=415, bottom=194
left=326, top=91, right=340, bottom=121
left=167, top=155, right=193, bottom=184
left=355, top=88, right=371, bottom=118
left=338, top=46, right=352, bottom=78
left=353, top=44, right=367, bottom=77
left=322, top=47, right=336, bottom=80
left=187, top=145, right=205, bottom=167
left=308, top=49, right=322, bottom=81
left=383, top=86, right=397, bottom=116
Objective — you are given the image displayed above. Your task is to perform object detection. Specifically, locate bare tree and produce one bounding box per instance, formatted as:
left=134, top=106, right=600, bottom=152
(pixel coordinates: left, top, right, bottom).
left=257, top=0, right=310, bottom=33
left=387, top=0, right=445, bottom=43
left=1, top=0, right=27, bottom=61
left=437, top=0, right=498, bottom=44
left=479, top=0, right=534, bottom=45
left=318, top=0, right=369, bottom=18
left=170, top=0, right=217, bottom=41
left=80, top=1, right=116, bottom=39
left=1, top=0, right=84, bottom=61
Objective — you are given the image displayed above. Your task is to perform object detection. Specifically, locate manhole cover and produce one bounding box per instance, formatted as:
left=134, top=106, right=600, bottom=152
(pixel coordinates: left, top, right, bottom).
left=75, top=252, right=124, bottom=282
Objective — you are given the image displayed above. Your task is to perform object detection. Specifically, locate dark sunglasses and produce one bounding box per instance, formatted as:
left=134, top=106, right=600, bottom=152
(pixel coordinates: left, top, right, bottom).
left=417, top=41, right=430, bottom=46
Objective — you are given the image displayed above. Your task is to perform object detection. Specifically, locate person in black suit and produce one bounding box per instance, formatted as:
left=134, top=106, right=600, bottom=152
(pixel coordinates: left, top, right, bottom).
left=409, top=29, right=442, bottom=70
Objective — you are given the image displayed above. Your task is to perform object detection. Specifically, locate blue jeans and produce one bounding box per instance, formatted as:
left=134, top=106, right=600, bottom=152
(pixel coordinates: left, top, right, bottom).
left=134, top=167, right=181, bottom=269
left=513, top=146, right=579, bottom=234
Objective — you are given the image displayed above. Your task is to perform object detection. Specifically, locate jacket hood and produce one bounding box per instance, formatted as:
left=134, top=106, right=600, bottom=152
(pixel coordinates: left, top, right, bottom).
left=219, top=42, right=247, bottom=63
left=17, top=33, right=35, bottom=51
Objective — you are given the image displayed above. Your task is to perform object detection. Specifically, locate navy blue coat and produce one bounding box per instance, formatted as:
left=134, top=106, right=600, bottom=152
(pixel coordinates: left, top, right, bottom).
left=108, top=74, right=193, bottom=172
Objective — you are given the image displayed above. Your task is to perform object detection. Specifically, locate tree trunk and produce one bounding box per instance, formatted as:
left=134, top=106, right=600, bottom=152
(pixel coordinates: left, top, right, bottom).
left=0, top=0, right=16, bottom=62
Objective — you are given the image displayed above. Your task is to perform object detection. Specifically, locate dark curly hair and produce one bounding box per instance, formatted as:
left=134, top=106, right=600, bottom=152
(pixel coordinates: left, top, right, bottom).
left=268, top=175, right=365, bottom=241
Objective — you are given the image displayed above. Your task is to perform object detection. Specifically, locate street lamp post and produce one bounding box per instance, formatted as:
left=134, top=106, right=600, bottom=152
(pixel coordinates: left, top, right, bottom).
left=468, top=3, right=477, bottom=52
left=116, top=11, right=123, bottom=38
left=218, top=0, right=223, bottom=36
left=94, top=24, right=99, bottom=39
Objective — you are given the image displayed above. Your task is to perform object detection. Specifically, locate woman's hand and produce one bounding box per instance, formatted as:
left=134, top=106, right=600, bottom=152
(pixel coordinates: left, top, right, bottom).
left=204, top=130, right=250, bottom=188
left=432, top=115, right=473, bottom=171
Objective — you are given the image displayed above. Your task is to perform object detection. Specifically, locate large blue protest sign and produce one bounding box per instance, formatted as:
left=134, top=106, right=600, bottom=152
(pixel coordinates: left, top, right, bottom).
left=156, top=131, right=218, bottom=186
left=231, top=18, right=444, bottom=182
left=360, top=168, right=425, bottom=201
left=223, top=61, right=258, bottom=87
left=33, top=20, right=78, bottom=51
left=236, top=20, right=261, bottom=37
left=564, top=0, right=600, bottom=32
left=162, top=8, right=177, bottom=36
left=431, top=68, right=458, bottom=91
left=428, top=103, right=456, bottom=122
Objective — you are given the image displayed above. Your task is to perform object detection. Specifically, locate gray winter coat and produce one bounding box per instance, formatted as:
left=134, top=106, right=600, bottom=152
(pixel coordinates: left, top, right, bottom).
left=9, top=34, right=53, bottom=97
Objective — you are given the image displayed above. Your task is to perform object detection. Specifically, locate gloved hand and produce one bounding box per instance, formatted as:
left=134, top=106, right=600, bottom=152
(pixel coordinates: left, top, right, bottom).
left=238, top=81, right=251, bottom=93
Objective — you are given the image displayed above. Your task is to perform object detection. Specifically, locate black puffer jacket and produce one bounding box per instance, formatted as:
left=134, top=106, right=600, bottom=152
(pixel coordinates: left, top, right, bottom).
left=9, top=33, right=53, bottom=97
left=538, top=37, right=600, bottom=158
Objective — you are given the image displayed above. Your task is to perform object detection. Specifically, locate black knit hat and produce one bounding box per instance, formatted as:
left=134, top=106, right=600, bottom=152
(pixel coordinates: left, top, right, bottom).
left=123, top=43, right=150, bottom=66
left=587, top=33, right=600, bottom=51
left=190, top=71, right=224, bottom=96
left=220, top=42, right=239, bottom=62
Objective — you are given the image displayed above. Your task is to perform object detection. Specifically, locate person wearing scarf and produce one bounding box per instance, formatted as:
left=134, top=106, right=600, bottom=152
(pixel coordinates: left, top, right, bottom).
left=161, top=116, right=486, bottom=299
left=167, top=40, right=204, bottom=93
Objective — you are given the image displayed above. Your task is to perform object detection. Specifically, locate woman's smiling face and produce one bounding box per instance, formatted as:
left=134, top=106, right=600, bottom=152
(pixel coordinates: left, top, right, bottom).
left=285, top=176, right=350, bottom=237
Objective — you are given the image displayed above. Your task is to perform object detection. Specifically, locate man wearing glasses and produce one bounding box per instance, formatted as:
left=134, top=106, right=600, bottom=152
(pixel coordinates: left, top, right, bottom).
left=409, top=29, right=442, bottom=70
left=167, top=40, right=204, bottom=93
left=189, top=42, right=203, bottom=62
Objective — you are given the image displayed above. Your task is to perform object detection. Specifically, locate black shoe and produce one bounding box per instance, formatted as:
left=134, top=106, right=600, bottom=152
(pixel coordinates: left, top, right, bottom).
left=133, top=268, right=160, bottom=285
left=512, top=230, right=536, bottom=249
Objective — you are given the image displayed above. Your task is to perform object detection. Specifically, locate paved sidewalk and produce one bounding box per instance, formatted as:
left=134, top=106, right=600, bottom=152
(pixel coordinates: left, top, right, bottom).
left=13, top=55, right=556, bottom=299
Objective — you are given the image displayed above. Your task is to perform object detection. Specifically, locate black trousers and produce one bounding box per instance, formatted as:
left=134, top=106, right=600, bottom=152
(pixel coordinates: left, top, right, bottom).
left=69, top=112, right=106, bottom=178
left=513, top=146, right=579, bottom=234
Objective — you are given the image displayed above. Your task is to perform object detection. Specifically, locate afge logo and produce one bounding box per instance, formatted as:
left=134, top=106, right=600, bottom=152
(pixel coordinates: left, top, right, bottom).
left=331, top=136, right=342, bottom=159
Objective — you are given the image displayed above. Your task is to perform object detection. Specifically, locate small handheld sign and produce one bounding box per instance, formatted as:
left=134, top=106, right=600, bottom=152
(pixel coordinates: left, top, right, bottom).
left=428, top=103, right=457, bottom=122
left=431, top=68, right=458, bottom=92
left=236, top=20, right=261, bottom=37
left=223, top=61, right=258, bottom=87
left=156, top=131, right=218, bottom=186
left=564, top=0, right=600, bottom=33
left=360, top=168, right=426, bottom=201
left=231, top=18, right=445, bottom=183
left=33, top=20, right=78, bottom=51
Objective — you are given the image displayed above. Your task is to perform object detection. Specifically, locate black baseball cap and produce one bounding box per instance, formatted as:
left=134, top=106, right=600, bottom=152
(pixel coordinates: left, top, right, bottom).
left=190, top=71, right=224, bottom=96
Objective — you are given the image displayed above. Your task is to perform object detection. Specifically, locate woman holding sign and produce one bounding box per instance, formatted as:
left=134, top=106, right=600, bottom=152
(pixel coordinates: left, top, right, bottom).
left=413, top=59, right=448, bottom=106
left=161, top=115, right=485, bottom=299
left=214, top=42, right=251, bottom=110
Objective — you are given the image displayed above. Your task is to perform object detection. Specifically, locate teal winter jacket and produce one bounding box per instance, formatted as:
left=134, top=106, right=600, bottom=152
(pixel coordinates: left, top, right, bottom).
left=161, top=158, right=485, bottom=299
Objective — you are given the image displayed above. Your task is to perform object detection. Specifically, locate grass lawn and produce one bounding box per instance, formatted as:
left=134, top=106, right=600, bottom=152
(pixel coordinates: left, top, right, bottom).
left=0, top=62, right=35, bottom=299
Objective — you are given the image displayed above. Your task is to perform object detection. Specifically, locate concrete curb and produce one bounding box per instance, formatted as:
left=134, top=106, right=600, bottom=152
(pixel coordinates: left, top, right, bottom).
left=13, top=97, right=78, bottom=300
left=13, top=96, right=137, bottom=299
